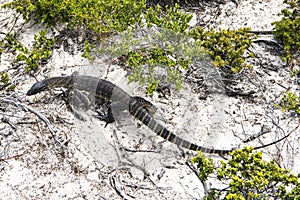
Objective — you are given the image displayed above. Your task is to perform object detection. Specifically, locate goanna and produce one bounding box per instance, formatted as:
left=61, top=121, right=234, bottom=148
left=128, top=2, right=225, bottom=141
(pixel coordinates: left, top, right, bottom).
left=27, top=75, right=234, bottom=154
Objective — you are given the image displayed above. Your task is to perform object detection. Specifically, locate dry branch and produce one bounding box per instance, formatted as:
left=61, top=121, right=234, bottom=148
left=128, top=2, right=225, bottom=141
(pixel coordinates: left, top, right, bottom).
left=0, top=96, right=67, bottom=148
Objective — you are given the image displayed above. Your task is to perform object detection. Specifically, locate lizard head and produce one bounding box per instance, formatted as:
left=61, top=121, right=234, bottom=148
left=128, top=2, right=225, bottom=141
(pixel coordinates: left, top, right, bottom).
left=26, top=81, right=48, bottom=95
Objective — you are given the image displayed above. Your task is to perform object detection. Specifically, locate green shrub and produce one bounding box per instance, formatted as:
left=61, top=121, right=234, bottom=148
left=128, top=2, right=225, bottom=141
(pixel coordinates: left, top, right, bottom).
left=96, top=26, right=255, bottom=94
left=2, top=0, right=146, bottom=36
left=272, top=0, right=300, bottom=62
left=1, top=30, right=55, bottom=72
left=0, top=72, right=15, bottom=91
left=192, top=147, right=300, bottom=200
left=191, top=151, right=214, bottom=181
left=278, top=91, right=300, bottom=115
left=18, top=30, right=56, bottom=71
left=1, top=32, right=28, bottom=53
left=2, top=0, right=255, bottom=92
left=0, top=72, right=10, bottom=84
left=145, top=3, right=193, bottom=33
left=82, top=41, right=96, bottom=60
left=189, top=27, right=255, bottom=73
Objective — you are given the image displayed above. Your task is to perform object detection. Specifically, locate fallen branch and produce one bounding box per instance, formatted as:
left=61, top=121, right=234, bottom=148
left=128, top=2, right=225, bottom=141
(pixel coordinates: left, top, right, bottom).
left=0, top=96, right=67, bottom=148
left=252, top=119, right=299, bottom=152
left=0, top=152, right=27, bottom=161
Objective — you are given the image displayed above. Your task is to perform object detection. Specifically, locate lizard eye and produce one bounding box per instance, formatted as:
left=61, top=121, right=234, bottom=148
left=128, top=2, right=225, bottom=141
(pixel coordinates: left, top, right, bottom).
left=26, top=81, right=48, bottom=95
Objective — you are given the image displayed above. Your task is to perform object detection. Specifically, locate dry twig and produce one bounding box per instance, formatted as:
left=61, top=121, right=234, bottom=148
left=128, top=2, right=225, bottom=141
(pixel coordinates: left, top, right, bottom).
left=0, top=96, right=67, bottom=148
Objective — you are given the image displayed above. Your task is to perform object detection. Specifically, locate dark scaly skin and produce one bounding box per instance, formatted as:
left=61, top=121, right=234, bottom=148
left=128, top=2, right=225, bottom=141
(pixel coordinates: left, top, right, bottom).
left=27, top=75, right=234, bottom=154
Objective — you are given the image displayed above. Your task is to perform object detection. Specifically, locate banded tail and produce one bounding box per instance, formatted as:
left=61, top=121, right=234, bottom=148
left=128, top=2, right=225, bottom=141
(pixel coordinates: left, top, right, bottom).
left=129, top=98, right=233, bottom=154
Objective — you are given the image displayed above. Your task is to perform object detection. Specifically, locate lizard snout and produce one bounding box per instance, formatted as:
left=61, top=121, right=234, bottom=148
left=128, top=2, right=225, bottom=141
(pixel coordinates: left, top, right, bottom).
left=26, top=81, right=48, bottom=95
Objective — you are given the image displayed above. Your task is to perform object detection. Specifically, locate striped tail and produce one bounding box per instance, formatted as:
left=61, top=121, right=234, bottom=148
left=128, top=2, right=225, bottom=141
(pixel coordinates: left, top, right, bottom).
left=129, top=98, right=233, bottom=154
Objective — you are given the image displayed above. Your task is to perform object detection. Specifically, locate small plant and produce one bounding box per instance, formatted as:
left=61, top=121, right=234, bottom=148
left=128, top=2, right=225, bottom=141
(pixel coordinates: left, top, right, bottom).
left=0, top=72, right=15, bottom=91
left=272, top=0, right=300, bottom=63
left=21, top=30, right=55, bottom=71
left=192, top=147, right=300, bottom=199
left=191, top=151, right=214, bottom=181
left=16, top=30, right=56, bottom=71
left=2, top=32, right=28, bottom=53
left=278, top=91, right=300, bottom=115
left=189, top=27, right=255, bottom=73
left=82, top=41, right=96, bottom=60
left=0, top=72, right=10, bottom=85
left=1, top=30, right=55, bottom=72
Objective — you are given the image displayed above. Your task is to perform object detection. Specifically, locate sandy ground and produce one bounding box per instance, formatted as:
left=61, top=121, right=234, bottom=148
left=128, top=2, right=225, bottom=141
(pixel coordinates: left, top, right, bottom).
left=0, top=0, right=299, bottom=199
